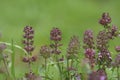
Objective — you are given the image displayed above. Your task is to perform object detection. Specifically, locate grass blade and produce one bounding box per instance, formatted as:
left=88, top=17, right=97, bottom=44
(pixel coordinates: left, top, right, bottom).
left=11, top=40, right=16, bottom=79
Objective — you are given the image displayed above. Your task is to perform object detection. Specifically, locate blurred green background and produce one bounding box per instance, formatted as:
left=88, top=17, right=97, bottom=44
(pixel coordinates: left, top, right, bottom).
left=0, top=0, right=120, bottom=54
left=0, top=0, right=120, bottom=79
left=0, top=0, right=120, bottom=45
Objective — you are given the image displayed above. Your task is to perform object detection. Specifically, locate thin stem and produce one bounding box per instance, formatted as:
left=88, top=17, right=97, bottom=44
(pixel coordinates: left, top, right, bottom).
left=41, top=76, right=52, bottom=80
left=28, top=55, right=32, bottom=72
left=54, top=41, right=62, bottom=80
left=56, top=55, right=62, bottom=80
left=67, top=58, right=70, bottom=79
left=61, top=56, right=64, bottom=79
left=70, top=58, right=74, bottom=80
left=2, top=57, right=10, bottom=77
left=11, top=40, right=16, bottom=80
left=45, top=58, right=47, bottom=80
left=117, top=67, right=119, bottom=80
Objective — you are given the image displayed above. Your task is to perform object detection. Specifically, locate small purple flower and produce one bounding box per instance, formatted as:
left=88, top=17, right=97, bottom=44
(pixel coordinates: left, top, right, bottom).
left=50, top=28, right=62, bottom=41
left=97, top=30, right=109, bottom=51
left=115, top=46, right=120, bottom=52
left=85, top=48, right=95, bottom=68
left=111, top=25, right=118, bottom=32
left=107, top=25, right=118, bottom=39
left=23, top=56, right=37, bottom=63
left=40, top=45, right=51, bottom=58
left=0, top=43, right=6, bottom=51
left=25, top=72, right=36, bottom=80
left=75, top=74, right=81, bottom=80
left=97, top=49, right=112, bottom=67
left=50, top=28, right=62, bottom=55
left=67, top=35, right=80, bottom=58
left=97, top=69, right=107, bottom=80
left=23, top=26, right=34, bottom=39
left=23, top=26, right=34, bottom=54
left=85, top=48, right=95, bottom=58
left=83, top=30, right=94, bottom=49
left=88, top=69, right=107, bottom=80
left=23, top=57, right=29, bottom=63
left=31, top=56, right=37, bottom=62
left=99, top=12, right=111, bottom=26
left=100, top=76, right=106, bottom=80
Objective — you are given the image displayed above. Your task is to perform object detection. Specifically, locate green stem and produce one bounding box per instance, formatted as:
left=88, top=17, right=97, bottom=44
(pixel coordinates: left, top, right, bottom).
left=56, top=56, right=62, bottom=80
left=45, top=58, right=47, bottom=80
left=54, top=41, right=62, bottom=80
left=70, top=59, right=74, bottom=80
left=117, top=67, right=119, bottom=80
left=28, top=55, right=32, bottom=73
left=61, top=57, right=64, bottom=80
left=3, top=57, right=10, bottom=77
left=67, top=58, right=70, bottom=79
left=11, top=40, right=16, bottom=79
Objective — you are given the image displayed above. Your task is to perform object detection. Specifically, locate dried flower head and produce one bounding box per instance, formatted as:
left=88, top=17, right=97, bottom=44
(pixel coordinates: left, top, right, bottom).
left=67, top=36, right=80, bottom=58
left=83, top=30, right=94, bottom=49
left=23, top=26, right=34, bottom=54
left=40, top=45, right=51, bottom=59
left=99, top=12, right=111, bottom=26
left=50, top=28, right=62, bottom=41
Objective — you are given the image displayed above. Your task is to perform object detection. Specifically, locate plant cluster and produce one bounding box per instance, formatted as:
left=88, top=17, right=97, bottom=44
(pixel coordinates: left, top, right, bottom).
left=0, top=13, right=120, bottom=80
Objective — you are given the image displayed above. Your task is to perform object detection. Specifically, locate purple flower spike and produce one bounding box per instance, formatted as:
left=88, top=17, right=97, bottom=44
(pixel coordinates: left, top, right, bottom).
left=83, top=30, right=94, bottom=49
left=50, top=28, right=62, bottom=41
left=23, top=26, right=34, bottom=54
